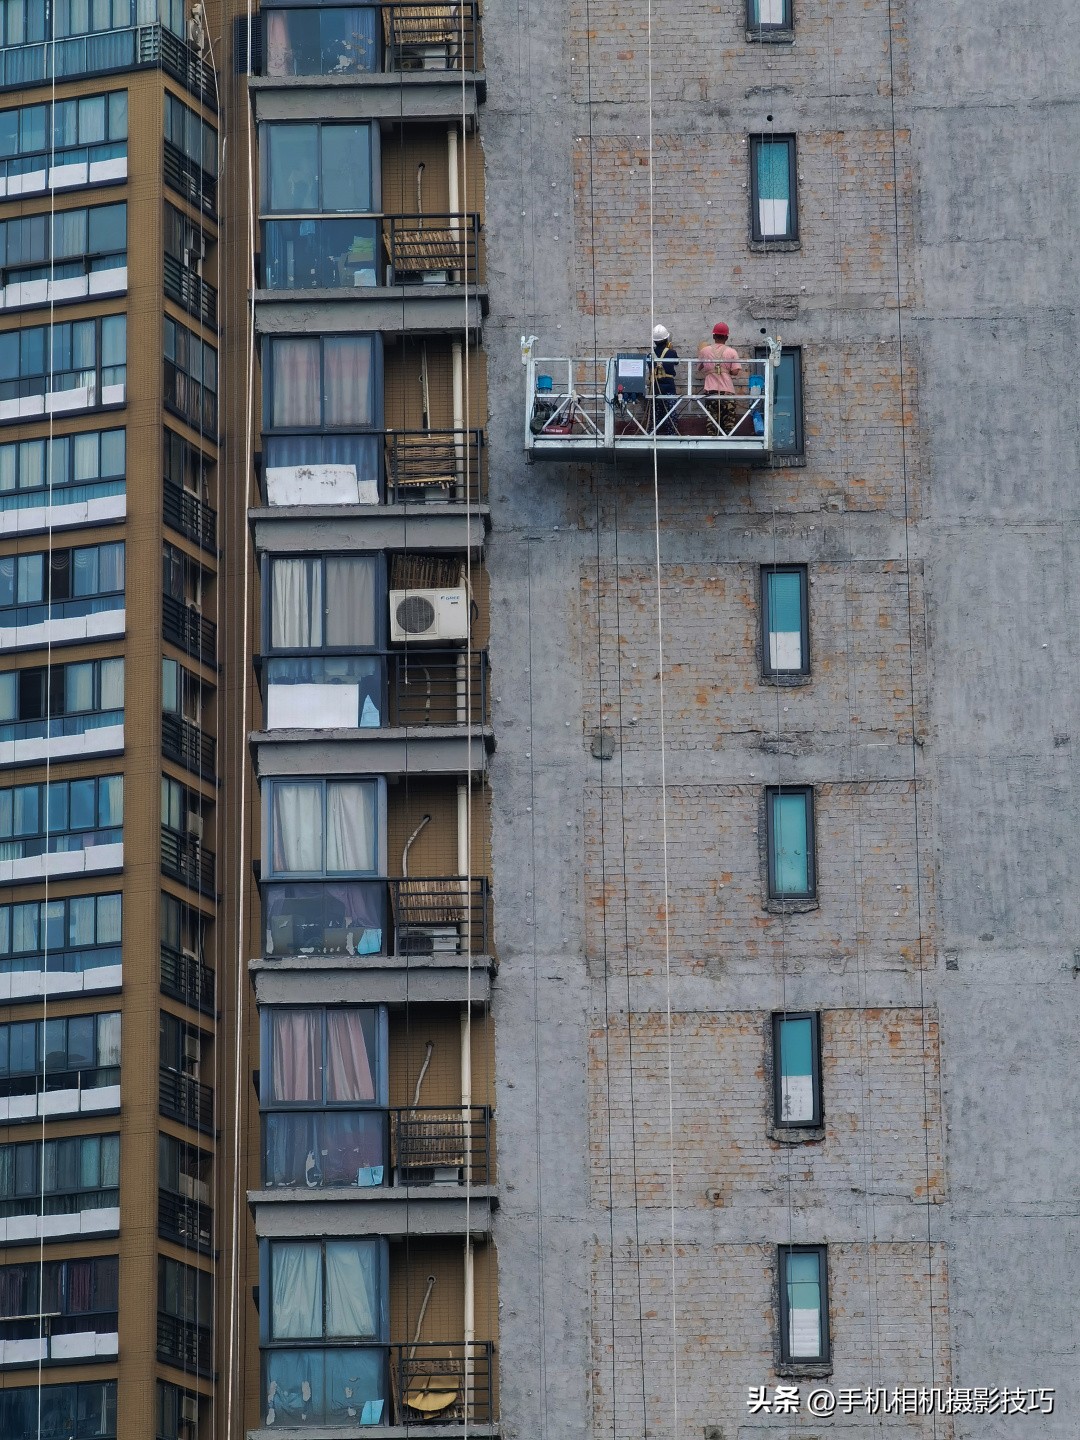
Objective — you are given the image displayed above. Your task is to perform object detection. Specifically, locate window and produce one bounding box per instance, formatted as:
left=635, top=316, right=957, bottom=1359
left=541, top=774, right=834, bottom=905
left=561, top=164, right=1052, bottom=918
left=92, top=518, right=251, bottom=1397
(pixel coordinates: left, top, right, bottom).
left=267, top=555, right=380, bottom=651
left=765, top=786, right=815, bottom=899
left=0, top=1256, right=118, bottom=1341
left=163, top=428, right=212, bottom=501
left=0, top=93, right=127, bottom=178
left=265, top=334, right=379, bottom=431
left=264, top=1007, right=382, bottom=1106
left=161, top=774, right=205, bottom=836
left=0, top=1011, right=120, bottom=1094
left=263, top=7, right=379, bottom=77
left=750, top=135, right=798, bottom=242
left=754, top=344, right=803, bottom=457
left=164, top=316, right=217, bottom=433
left=0, top=774, right=123, bottom=861
left=0, top=314, right=126, bottom=415
left=0, top=1381, right=117, bottom=1440
left=157, top=1255, right=212, bottom=1373
left=761, top=565, right=808, bottom=676
left=747, top=0, right=792, bottom=34
left=0, top=540, right=125, bottom=622
left=266, top=778, right=379, bottom=878
left=262, top=1238, right=389, bottom=1425
left=163, top=93, right=217, bottom=179
left=0, top=657, right=124, bottom=738
left=157, top=1383, right=204, bottom=1440
left=778, top=1246, right=829, bottom=1364
left=0, top=203, right=126, bottom=293
left=0, top=1132, right=120, bottom=1219
left=0, top=892, right=121, bottom=976
left=772, top=1012, right=821, bottom=1127
left=262, top=122, right=375, bottom=215
left=0, top=426, right=125, bottom=511
left=162, top=658, right=204, bottom=722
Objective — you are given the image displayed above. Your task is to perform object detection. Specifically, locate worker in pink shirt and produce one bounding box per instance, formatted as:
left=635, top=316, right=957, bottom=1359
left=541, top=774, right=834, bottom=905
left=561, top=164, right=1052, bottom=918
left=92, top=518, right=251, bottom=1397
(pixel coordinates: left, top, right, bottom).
left=698, top=321, right=742, bottom=433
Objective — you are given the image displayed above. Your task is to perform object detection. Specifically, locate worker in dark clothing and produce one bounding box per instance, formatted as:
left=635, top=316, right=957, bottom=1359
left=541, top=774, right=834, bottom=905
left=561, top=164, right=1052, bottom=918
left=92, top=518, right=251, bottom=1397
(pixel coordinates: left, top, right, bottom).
left=650, top=323, right=679, bottom=434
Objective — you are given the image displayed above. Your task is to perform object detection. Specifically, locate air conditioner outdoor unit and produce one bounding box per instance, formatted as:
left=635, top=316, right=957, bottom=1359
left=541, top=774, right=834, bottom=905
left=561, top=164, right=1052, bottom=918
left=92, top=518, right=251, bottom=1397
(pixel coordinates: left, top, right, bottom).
left=389, top=588, right=469, bottom=643
left=181, top=1395, right=199, bottom=1424
left=186, top=814, right=204, bottom=843
left=183, top=1035, right=201, bottom=1064
left=181, top=947, right=199, bottom=966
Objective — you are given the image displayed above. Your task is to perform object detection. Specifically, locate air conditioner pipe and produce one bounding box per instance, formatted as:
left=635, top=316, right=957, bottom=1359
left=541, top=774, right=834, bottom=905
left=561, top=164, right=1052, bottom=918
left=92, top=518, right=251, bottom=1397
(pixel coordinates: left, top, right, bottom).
left=402, top=813, right=431, bottom=878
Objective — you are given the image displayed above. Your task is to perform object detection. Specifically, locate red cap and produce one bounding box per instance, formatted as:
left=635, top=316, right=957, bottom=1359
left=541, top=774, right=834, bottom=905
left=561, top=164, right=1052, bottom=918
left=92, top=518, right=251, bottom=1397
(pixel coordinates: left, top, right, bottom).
left=712, top=321, right=729, bottom=339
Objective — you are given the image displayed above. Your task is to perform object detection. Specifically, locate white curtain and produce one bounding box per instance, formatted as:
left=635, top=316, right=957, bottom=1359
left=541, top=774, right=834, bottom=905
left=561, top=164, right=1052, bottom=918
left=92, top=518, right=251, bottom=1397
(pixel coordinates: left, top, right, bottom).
left=324, top=1241, right=378, bottom=1338
left=272, top=1243, right=322, bottom=1339
left=96, top=1012, right=121, bottom=1067
left=272, top=559, right=323, bottom=649
left=324, top=558, right=375, bottom=648
left=272, top=783, right=324, bottom=873
left=325, top=783, right=375, bottom=873
left=98, top=658, right=124, bottom=710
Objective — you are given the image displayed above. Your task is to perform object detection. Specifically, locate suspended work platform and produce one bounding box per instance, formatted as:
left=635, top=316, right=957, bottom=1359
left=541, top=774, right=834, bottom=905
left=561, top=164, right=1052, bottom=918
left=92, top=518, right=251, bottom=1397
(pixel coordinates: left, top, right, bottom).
left=524, top=344, right=782, bottom=460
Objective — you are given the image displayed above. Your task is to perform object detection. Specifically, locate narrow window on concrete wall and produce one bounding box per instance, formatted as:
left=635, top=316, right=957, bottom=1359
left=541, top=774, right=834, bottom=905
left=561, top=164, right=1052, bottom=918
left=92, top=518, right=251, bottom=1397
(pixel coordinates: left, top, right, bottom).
left=766, top=786, right=815, bottom=898
left=747, top=0, right=792, bottom=33
left=750, top=135, right=798, bottom=241
left=761, top=565, right=809, bottom=677
left=779, top=1245, right=829, bottom=1363
left=772, top=1012, right=821, bottom=1126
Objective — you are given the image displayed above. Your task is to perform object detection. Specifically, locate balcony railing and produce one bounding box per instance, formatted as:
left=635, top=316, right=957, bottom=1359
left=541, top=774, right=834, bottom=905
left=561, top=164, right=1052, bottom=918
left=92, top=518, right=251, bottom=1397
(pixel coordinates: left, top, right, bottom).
left=160, top=826, right=216, bottom=898
left=158, top=1186, right=213, bottom=1252
left=384, top=212, right=483, bottom=287
left=0, top=708, right=122, bottom=745
left=389, top=649, right=488, bottom=727
left=0, top=1312, right=118, bottom=1363
left=159, top=1067, right=214, bottom=1134
left=391, top=876, right=489, bottom=956
left=163, top=142, right=217, bottom=219
left=0, top=22, right=217, bottom=105
left=383, top=1, right=481, bottom=73
left=157, top=1312, right=213, bottom=1377
left=385, top=428, right=485, bottom=503
left=160, top=942, right=216, bottom=1016
left=162, top=594, right=217, bottom=665
left=525, top=351, right=780, bottom=458
left=163, top=253, right=218, bottom=332
left=260, top=1339, right=493, bottom=1429
left=262, top=1104, right=491, bottom=1189
left=162, top=712, right=216, bottom=782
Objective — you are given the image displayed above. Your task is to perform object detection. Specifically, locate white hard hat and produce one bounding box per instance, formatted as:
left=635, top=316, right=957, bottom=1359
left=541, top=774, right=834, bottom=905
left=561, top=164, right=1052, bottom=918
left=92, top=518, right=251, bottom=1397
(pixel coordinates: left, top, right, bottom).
left=652, top=323, right=670, bottom=341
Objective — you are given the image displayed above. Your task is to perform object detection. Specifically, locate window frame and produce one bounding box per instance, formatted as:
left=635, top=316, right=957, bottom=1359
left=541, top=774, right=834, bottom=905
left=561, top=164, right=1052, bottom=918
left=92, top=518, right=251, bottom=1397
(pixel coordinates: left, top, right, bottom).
left=264, top=776, right=385, bottom=881
left=760, top=564, right=809, bottom=678
left=778, top=1244, right=830, bottom=1366
left=263, top=551, right=386, bottom=655
left=261, top=1235, right=390, bottom=1346
left=0, top=426, right=125, bottom=507
left=765, top=784, right=816, bottom=900
left=746, top=0, right=793, bottom=35
left=0, top=201, right=127, bottom=288
left=749, top=133, right=799, bottom=243
left=755, top=344, right=804, bottom=459
left=771, top=1011, right=822, bottom=1129
left=263, top=332, right=383, bottom=435
left=260, top=1004, right=388, bottom=1110
left=260, top=119, right=379, bottom=215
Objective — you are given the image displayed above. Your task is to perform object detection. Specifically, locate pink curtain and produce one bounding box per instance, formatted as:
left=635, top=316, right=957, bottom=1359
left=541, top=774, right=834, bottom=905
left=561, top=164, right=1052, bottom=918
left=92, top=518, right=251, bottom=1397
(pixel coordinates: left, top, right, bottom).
left=271, top=339, right=320, bottom=428
left=266, top=11, right=292, bottom=76
left=323, top=338, right=372, bottom=427
left=325, top=1011, right=375, bottom=1101
left=270, top=1010, right=321, bottom=1102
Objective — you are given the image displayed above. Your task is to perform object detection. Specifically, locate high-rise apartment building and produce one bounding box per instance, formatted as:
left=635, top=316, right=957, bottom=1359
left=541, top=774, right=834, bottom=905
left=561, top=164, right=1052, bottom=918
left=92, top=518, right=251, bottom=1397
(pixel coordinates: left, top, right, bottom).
left=0, top=2, right=1075, bottom=1439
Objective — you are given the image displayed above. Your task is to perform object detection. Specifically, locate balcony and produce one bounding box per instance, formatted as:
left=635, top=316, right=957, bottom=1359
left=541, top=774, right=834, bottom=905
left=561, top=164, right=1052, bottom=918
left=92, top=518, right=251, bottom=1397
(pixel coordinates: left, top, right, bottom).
left=264, top=649, right=488, bottom=731
left=157, top=1312, right=213, bottom=1377
left=158, top=1185, right=213, bottom=1253
left=259, top=1339, right=493, bottom=1430
left=0, top=947, right=122, bottom=1005
left=163, top=253, right=218, bottom=331
left=0, top=142, right=126, bottom=201
left=162, top=594, right=216, bottom=666
left=159, top=1067, right=214, bottom=1134
left=0, top=708, right=123, bottom=767
left=0, top=1314, right=118, bottom=1368
left=0, top=22, right=217, bottom=105
left=163, top=142, right=217, bottom=220
left=0, top=1067, right=120, bottom=1125
left=262, top=876, right=489, bottom=960
left=160, top=942, right=216, bottom=1016
left=161, top=712, right=216, bottom=782
left=525, top=350, right=780, bottom=460
left=160, top=825, right=216, bottom=898
left=262, top=1104, right=491, bottom=1191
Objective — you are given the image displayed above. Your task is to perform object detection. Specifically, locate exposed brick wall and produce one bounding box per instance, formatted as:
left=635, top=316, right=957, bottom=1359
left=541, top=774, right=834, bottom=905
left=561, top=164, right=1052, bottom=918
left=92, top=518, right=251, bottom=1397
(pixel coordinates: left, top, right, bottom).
left=583, top=780, right=934, bottom=975
left=580, top=561, right=928, bottom=751
left=589, top=1241, right=949, bottom=1439
left=587, top=1008, right=944, bottom=1208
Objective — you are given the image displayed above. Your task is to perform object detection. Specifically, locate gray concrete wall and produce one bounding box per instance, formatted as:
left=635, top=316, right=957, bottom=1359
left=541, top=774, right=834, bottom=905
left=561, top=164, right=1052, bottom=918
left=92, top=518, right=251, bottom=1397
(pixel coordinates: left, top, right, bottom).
left=481, top=2, right=1079, bottom=1438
